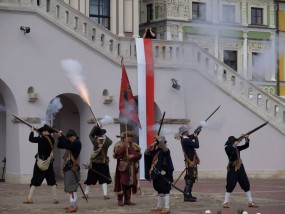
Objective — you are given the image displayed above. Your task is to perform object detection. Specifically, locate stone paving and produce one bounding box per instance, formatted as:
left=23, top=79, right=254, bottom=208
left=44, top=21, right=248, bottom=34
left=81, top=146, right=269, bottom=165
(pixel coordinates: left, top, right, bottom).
left=0, top=178, right=285, bottom=214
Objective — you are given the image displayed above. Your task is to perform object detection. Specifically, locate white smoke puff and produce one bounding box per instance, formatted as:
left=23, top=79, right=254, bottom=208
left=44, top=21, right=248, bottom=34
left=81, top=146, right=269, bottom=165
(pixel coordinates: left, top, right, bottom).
left=199, top=121, right=207, bottom=127
left=61, top=59, right=91, bottom=106
left=100, top=115, right=114, bottom=125
left=45, top=97, right=63, bottom=122
left=61, top=59, right=84, bottom=84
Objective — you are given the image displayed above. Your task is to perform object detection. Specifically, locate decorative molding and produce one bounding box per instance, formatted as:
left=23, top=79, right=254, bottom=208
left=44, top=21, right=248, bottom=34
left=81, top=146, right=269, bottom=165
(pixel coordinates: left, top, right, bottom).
left=12, top=117, right=41, bottom=124
left=87, top=118, right=190, bottom=124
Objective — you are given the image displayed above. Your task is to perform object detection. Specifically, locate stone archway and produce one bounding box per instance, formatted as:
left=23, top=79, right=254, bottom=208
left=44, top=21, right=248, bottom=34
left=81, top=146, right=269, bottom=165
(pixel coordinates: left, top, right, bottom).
left=46, top=93, right=82, bottom=178
left=0, top=79, right=19, bottom=183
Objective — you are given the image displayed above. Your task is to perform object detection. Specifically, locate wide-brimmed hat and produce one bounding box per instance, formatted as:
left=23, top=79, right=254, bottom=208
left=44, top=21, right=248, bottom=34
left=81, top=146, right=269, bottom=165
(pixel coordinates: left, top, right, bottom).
left=119, top=131, right=134, bottom=138
left=38, top=124, right=55, bottom=133
left=93, top=126, right=106, bottom=136
left=179, top=126, right=190, bottom=135
left=157, top=136, right=167, bottom=143
left=225, top=136, right=238, bottom=146
left=66, top=129, right=77, bottom=138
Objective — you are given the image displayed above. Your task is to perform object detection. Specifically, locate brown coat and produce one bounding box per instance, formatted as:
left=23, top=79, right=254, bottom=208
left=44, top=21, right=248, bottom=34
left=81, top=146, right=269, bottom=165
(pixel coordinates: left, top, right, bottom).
left=113, top=141, right=141, bottom=193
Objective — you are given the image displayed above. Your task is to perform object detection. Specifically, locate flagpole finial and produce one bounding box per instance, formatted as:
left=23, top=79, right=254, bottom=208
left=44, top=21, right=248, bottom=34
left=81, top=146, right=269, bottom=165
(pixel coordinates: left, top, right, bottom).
left=121, top=56, right=124, bottom=66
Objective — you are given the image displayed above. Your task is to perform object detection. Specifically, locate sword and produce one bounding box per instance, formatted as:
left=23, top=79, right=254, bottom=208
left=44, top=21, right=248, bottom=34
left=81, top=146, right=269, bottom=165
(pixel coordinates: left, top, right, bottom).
left=172, top=168, right=186, bottom=186
left=70, top=169, right=88, bottom=203
left=153, top=167, right=184, bottom=194
left=82, top=164, right=112, bottom=182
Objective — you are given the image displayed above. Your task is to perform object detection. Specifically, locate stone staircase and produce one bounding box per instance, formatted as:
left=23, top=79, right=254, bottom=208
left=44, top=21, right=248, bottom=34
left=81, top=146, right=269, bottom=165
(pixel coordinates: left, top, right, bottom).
left=1, top=0, right=284, bottom=134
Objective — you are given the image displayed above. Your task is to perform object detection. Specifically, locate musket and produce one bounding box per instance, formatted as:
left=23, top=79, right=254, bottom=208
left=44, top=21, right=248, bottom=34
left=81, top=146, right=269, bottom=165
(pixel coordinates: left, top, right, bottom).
left=12, top=114, right=40, bottom=133
left=237, top=121, right=269, bottom=141
left=157, top=111, right=166, bottom=136
left=82, top=164, right=112, bottom=182
left=194, top=105, right=221, bottom=135
left=88, top=106, right=101, bottom=128
left=70, top=169, right=88, bottom=203
left=153, top=167, right=184, bottom=193
left=151, top=111, right=166, bottom=149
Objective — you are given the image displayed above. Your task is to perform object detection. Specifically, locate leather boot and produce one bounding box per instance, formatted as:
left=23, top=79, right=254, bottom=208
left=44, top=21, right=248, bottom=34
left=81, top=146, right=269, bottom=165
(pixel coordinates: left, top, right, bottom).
left=124, top=188, right=135, bottom=205
left=117, top=194, right=124, bottom=206
left=184, top=179, right=196, bottom=202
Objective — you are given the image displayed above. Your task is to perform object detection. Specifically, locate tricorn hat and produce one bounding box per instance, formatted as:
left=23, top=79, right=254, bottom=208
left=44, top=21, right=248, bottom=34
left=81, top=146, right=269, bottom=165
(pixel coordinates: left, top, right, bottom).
left=38, top=124, right=55, bottom=133
left=66, top=129, right=77, bottom=138
left=93, top=126, right=106, bottom=136
left=179, top=126, right=190, bottom=135
left=225, top=136, right=238, bottom=146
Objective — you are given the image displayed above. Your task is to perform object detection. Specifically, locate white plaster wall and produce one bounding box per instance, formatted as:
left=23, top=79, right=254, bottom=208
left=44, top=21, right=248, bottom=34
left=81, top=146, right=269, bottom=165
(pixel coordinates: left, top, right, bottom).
left=0, top=11, right=284, bottom=183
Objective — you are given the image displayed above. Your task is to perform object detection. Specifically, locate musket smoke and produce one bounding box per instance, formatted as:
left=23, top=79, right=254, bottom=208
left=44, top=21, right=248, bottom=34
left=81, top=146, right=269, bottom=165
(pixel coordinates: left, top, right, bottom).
left=61, top=59, right=91, bottom=106
left=100, top=115, right=114, bottom=126
left=45, top=97, right=63, bottom=123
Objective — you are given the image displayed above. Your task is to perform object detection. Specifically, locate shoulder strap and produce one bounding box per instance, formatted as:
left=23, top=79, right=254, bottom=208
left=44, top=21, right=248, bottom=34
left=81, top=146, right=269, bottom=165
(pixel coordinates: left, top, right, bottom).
left=45, top=136, right=54, bottom=150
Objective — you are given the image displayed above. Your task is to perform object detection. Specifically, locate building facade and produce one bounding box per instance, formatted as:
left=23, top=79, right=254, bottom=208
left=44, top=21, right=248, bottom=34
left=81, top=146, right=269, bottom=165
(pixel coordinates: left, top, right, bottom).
left=139, top=0, right=284, bottom=96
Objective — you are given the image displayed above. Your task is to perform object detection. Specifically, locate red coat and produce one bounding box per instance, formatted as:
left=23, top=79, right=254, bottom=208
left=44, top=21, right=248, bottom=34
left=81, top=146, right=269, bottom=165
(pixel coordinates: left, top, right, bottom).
left=113, top=141, right=141, bottom=193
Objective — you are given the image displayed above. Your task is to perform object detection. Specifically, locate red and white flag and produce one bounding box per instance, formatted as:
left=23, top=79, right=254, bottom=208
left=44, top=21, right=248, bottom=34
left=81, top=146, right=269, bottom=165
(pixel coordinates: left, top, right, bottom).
left=135, top=38, right=155, bottom=178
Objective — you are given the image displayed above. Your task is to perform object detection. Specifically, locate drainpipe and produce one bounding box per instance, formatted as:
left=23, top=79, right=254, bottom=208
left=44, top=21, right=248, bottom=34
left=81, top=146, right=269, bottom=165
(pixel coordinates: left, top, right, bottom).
left=276, top=1, right=280, bottom=96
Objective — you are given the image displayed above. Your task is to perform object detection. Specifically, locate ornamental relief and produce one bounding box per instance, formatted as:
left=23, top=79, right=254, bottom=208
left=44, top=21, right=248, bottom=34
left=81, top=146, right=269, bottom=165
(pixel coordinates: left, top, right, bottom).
left=220, top=0, right=240, bottom=3
left=249, top=0, right=268, bottom=6
left=248, top=40, right=271, bottom=51
left=187, top=34, right=215, bottom=46
left=219, top=38, right=243, bottom=48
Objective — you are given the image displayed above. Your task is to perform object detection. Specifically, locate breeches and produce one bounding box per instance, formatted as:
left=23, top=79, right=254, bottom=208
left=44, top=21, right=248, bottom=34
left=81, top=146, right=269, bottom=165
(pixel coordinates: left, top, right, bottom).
left=31, top=161, right=56, bottom=187
left=226, top=164, right=250, bottom=193
left=84, top=163, right=112, bottom=185
left=184, top=166, right=197, bottom=182
left=153, top=175, right=171, bottom=194
left=64, top=170, right=80, bottom=193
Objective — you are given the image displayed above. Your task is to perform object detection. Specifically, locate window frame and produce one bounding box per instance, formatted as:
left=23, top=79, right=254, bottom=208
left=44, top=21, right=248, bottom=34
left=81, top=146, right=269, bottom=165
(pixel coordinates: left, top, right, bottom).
left=192, top=2, right=206, bottom=21
left=251, top=7, right=263, bottom=25
left=89, top=0, right=110, bottom=30
left=146, top=4, right=153, bottom=22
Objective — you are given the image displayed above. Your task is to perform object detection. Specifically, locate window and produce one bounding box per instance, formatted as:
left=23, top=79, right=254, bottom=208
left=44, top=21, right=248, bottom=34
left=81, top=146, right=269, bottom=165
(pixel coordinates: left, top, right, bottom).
left=192, top=2, right=206, bottom=21
left=89, top=0, right=110, bottom=30
left=251, top=7, right=263, bottom=25
left=147, top=4, right=153, bottom=22
left=224, top=50, right=237, bottom=71
left=222, top=5, right=235, bottom=23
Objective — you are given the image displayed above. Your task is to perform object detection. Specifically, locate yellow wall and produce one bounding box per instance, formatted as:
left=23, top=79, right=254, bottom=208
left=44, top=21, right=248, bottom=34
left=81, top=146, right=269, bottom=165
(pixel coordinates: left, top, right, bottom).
left=279, top=11, right=285, bottom=31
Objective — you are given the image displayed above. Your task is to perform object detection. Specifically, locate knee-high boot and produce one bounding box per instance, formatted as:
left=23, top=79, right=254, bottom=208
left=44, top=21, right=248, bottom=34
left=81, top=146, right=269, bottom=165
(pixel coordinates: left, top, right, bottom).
left=184, top=179, right=196, bottom=202
left=117, top=193, right=124, bottom=206
left=124, top=188, right=135, bottom=205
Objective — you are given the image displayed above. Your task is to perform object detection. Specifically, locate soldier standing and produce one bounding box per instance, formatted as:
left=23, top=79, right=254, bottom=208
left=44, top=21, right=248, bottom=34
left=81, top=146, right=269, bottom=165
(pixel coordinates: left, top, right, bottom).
left=113, top=131, right=142, bottom=206
left=222, top=135, right=258, bottom=208
left=145, top=135, right=174, bottom=214
left=23, top=125, right=58, bottom=204
left=179, top=125, right=200, bottom=202
left=56, top=129, right=82, bottom=213
left=83, top=125, right=112, bottom=199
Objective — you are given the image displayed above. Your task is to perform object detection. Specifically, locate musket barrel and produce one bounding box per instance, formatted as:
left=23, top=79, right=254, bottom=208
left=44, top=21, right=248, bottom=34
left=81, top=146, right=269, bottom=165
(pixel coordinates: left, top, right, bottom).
left=237, top=121, right=269, bottom=141
left=88, top=106, right=100, bottom=127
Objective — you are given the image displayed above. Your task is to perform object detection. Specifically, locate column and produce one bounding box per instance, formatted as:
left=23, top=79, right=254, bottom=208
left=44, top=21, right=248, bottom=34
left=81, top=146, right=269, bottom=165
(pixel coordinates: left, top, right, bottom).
left=243, top=31, right=248, bottom=79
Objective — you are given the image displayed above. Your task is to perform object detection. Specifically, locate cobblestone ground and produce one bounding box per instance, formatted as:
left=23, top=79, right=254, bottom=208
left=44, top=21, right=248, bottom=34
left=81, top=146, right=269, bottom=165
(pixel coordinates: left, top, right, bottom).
left=0, top=179, right=285, bottom=214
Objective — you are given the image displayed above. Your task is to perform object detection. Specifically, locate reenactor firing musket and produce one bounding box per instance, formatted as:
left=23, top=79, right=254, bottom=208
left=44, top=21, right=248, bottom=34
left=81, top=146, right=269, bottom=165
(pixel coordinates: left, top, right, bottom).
left=174, top=105, right=221, bottom=140
left=12, top=114, right=40, bottom=133
left=193, top=105, right=221, bottom=135
left=237, top=121, right=269, bottom=141
left=12, top=114, right=61, bottom=134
